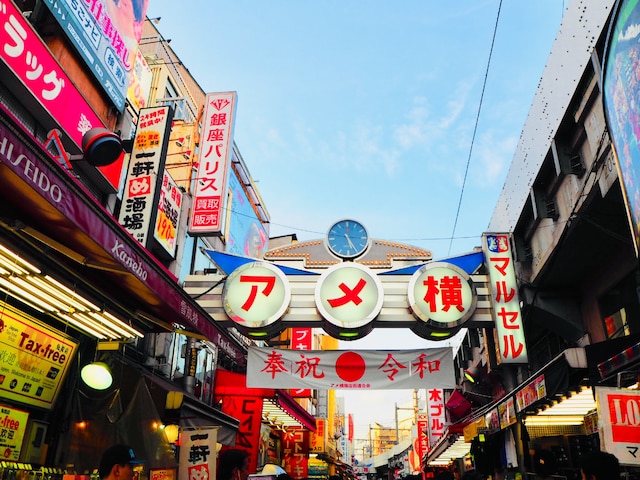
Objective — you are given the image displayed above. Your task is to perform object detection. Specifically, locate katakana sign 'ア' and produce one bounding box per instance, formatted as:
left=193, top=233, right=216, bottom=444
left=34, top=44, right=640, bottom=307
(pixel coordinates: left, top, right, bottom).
left=222, top=261, right=291, bottom=328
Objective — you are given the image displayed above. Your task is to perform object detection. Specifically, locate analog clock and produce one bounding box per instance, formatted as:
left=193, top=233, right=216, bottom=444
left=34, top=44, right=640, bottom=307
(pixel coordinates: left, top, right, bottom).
left=326, top=219, right=370, bottom=259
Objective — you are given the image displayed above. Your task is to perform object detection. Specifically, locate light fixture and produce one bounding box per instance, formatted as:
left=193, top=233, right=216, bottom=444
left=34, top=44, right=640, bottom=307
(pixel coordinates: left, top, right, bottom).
left=0, top=240, right=144, bottom=340
left=164, top=424, right=180, bottom=444
left=464, top=366, right=480, bottom=383
left=80, top=361, right=113, bottom=390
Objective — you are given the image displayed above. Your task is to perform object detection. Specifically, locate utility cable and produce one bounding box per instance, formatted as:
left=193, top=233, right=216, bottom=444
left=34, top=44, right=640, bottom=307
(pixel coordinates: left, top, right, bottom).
left=447, top=0, right=503, bottom=256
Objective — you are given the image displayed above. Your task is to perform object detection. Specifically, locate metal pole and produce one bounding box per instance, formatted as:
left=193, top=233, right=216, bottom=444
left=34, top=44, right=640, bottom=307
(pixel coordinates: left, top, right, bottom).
left=395, top=402, right=399, bottom=443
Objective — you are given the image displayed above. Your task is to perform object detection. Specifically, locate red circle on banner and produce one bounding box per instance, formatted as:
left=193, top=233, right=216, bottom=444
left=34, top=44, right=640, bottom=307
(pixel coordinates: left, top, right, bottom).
left=335, top=351, right=366, bottom=381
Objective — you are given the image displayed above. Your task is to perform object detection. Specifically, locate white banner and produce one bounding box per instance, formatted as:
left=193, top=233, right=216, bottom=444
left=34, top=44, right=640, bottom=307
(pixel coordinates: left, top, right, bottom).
left=247, top=347, right=455, bottom=389
left=178, top=427, right=218, bottom=480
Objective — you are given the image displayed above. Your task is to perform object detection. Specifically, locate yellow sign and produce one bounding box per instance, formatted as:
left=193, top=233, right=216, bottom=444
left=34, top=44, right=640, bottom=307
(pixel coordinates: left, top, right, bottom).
left=309, top=418, right=326, bottom=454
left=0, top=302, right=78, bottom=409
left=0, top=404, right=29, bottom=461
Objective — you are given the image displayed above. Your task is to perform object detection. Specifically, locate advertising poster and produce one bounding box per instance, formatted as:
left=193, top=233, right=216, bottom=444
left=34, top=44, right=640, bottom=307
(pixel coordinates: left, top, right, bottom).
left=602, top=0, right=640, bottom=255
left=0, top=302, right=77, bottom=409
left=0, top=404, right=29, bottom=461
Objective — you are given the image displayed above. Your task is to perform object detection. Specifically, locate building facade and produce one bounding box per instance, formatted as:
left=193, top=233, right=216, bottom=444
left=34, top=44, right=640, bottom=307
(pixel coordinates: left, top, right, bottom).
left=427, top=1, right=640, bottom=479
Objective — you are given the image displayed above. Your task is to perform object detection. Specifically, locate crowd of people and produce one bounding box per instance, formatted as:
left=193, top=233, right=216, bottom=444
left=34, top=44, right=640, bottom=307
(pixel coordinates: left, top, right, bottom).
left=96, top=444, right=627, bottom=480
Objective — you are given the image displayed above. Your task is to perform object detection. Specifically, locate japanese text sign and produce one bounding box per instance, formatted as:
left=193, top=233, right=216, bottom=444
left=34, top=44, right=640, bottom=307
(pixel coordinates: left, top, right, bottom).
left=189, top=92, right=237, bottom=235
left=483, top=233, right=528, bottom=363
left=408, top=262, right=477, bottom=328
left=0, top=301, right=77, bottom=410
left=247, top=347, right=455, bottom=390
left=0, top=405, right=28, bottom=461
left=417, top=413, right=430, bottom=460
left=315, top=263, right=384, bottom=330
left=178, top=427, right=218, bottom=480
left=290, top=328, right=313, bottom=397
left=498, top=397, right=516, bottom=429
left=309, top=418, right=326, bottom=454
left=118, top=106, right=173, bottom=248
left=283, top=428, right=309, bottom=479
left=42, top=0, right=147, bottom=112
left=515, top=375, right=546, bottom=413
left=596, top=387, right=640, bottom=466
left=153, top=170, right=183, bottom=258
left=0, top=0, right=125, bottom=192
left=222, top=261, right=291, bottom=327
left=427, top=388, right=447, bottom=447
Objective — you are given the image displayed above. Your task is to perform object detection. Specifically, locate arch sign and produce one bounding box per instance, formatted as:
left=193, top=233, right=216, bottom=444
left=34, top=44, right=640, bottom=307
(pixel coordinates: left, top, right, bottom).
left=221, top=260, right=476, bottom=342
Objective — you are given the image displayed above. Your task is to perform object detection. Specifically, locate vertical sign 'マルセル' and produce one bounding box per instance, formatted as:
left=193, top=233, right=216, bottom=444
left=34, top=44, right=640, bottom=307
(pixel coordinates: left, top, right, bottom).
left=483, top=233, right=528, bottom=363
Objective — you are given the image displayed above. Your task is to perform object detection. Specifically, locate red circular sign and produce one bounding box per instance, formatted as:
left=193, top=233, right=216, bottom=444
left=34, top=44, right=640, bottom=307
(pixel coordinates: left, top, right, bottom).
left=335, top=351, right=366, bottom=382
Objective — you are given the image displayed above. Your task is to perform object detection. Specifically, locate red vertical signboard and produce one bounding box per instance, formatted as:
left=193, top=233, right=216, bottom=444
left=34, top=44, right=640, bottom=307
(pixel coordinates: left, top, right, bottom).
left=289, top=328, right=313, bottom=397
left=283, top=428, right=309, bottom=479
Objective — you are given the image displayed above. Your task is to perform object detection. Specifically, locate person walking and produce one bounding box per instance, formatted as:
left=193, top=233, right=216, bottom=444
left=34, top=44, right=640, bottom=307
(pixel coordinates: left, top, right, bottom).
left=579, top=451, right=621, bottom=480
left=217, top=449, right=250, bottom=480
left=99, top=444, right=144, bottom=480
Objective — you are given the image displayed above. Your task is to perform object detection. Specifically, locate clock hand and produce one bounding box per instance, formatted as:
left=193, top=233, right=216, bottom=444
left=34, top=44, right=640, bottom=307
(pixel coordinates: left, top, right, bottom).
left=345, top=234, right=356, bottom=250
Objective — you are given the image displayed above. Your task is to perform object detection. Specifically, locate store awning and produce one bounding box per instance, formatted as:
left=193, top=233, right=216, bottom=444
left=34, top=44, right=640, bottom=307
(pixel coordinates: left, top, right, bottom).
left=426, top=433, right=471, bottom=466
left=214, top=370, right=317, bottom=433
left=139, top=364, right=240, bottom=445
left=0, top=108, right=246, bottom=367
left=264, top=391, right=317, bottom=431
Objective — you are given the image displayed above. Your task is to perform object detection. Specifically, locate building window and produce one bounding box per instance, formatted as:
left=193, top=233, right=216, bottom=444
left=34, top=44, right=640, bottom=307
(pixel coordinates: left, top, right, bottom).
left=598, top=272, right=640, bottom=339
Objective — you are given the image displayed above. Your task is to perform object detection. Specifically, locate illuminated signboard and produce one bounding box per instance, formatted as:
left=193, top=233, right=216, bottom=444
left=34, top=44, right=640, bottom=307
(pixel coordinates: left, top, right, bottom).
left=0, top=302, right=78, bottom=410
left=483, top=233, right=528, bottom=363
left=189, top=92, right=237, bottom=235
left=42, top=0, right=148, bottom=112
left=0, top=405, right=29, bottom=461
left=118, top=106, right=173, bottom=249
left=602, top=0, right=640, bottom=255
left=153, top=170, right=183, bottom=258
left=222, top=261, right=291, bottom=338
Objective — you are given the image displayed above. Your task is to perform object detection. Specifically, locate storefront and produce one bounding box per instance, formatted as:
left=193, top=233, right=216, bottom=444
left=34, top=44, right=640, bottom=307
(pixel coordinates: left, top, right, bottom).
left=0, top=102, right=246, bottom=473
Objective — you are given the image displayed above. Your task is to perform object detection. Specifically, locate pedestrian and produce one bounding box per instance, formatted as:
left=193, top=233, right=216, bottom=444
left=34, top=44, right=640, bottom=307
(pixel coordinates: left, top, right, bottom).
left=217, top=449, right=250, bottom=480
left=98, top=444, right=144, bottom=480
left=579, top=451, right=620, bottom=480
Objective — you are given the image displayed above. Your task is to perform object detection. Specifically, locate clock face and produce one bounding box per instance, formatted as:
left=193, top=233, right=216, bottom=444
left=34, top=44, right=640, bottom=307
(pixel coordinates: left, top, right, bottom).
left=326, top=219, right=369, bottom=259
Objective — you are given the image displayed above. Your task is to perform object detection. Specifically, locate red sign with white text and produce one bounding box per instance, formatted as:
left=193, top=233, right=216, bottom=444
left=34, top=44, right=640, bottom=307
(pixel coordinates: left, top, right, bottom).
left=283, top=428, right=309, bottom=479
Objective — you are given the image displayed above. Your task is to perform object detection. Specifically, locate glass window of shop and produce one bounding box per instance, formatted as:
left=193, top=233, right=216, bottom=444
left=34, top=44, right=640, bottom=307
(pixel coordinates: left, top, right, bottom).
left=165, top=331, right=218, bottom=404
left=598, top=272, right=640, bottom=339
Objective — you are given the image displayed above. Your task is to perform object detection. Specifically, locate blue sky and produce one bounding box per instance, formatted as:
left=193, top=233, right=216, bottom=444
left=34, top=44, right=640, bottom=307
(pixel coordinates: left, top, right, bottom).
left=147, top=0, right=566, bottom=447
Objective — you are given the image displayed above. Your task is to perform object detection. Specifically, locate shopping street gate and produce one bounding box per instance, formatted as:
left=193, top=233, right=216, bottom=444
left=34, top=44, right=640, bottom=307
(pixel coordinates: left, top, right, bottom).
left=183, top=233, right=529, bottom=364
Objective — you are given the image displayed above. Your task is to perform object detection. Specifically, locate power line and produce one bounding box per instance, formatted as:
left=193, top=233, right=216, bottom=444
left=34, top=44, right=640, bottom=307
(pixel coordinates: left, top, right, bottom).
left=447, top=0, right=503, bottom=256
